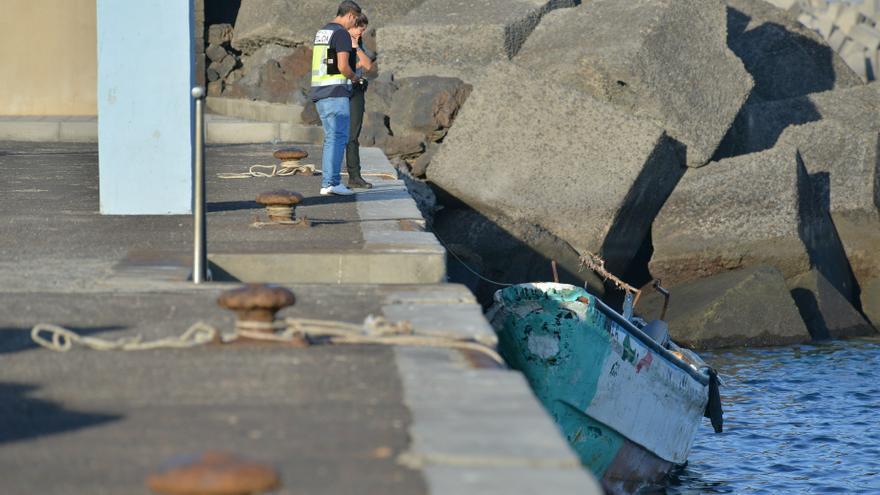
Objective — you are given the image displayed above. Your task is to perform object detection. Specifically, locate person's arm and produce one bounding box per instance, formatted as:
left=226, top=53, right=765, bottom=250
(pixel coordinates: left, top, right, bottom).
left=355, top=45, right=374, bottom=72
left=336, top=50, right=358, bottom=81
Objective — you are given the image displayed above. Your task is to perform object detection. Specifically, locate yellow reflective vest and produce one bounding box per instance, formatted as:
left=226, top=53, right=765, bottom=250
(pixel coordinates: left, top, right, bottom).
left=311, top=24, right=352, bottom=92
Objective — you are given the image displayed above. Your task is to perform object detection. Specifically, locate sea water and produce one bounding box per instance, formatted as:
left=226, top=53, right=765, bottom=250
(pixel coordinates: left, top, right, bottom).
left=659, top=338, right=880, bottom=494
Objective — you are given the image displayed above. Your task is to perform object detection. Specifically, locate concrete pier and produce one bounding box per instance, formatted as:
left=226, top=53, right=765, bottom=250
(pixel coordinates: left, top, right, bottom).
left=0, top=141, right=602, bottom=494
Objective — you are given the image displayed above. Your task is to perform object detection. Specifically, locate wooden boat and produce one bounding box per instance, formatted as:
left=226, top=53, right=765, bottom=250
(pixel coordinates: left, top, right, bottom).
left=488, top=282, right=721, bottom=494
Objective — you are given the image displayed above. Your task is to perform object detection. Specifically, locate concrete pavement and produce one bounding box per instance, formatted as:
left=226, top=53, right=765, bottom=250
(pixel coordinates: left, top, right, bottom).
left=0, top=141, right=602, bottom=494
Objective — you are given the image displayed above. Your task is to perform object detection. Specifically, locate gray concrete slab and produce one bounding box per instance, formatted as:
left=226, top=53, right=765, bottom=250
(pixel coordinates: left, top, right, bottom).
left=0, top=140, right=602, bottom=494
left=0, top=141, right=445, bottom=285
left=0, top=116, right=323, bottom=144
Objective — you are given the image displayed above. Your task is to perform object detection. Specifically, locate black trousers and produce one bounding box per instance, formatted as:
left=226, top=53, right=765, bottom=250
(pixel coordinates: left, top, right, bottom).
left=346, top=88, right=365, bottom=176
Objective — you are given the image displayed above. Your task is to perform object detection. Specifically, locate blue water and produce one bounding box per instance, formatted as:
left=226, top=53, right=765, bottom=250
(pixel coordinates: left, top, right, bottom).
left=660, top=338, right=880, bottom=494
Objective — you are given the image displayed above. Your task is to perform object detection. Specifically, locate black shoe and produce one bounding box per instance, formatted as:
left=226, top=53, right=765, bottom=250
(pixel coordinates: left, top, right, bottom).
left=347, top=175, right=373, bottom=189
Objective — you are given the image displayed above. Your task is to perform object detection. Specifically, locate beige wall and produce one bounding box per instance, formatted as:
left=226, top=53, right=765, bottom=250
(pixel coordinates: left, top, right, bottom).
left=0, top=0, right=97, bottom=115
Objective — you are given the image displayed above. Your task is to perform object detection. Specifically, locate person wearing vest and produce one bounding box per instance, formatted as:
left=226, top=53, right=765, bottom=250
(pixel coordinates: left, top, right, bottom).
left=345, top=13, right=376, bottom=189
left=310, top=1, right=362, bottom=196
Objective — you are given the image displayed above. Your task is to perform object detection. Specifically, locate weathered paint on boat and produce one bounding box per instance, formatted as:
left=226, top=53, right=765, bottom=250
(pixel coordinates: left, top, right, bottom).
left=489, top=283, right=710, bottom=492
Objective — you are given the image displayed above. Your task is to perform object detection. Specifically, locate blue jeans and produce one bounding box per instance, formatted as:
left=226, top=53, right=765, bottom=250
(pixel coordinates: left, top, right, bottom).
left=316, top=97, right=350, bottom=188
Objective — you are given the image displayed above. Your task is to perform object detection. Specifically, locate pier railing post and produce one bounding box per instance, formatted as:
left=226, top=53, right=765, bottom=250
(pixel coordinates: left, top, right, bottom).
left=192, top=86, right=208, bottom=284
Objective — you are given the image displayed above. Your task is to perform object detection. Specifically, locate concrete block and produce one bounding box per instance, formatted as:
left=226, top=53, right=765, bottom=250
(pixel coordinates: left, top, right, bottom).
left=837, top=7, right=862, bottom=35
left=650, top=144, right=854, bottom=289
left=517, top=0, right=752, bottom=167
left=832, top=212, right=880, bottom=318
left=828, top=27, right=849, bottom=51
left=0, top=119, right=59, bottom=141
left=382, top=303, right=497, bottom=346
left=205, top=97, right=305, bottom=123
left=777, top=120, right=879, bottom=217
left=720, top=83, right=880, bottom=157
left=209, top=250, right=445, bottom=284
left=395, top=348, right=583, bottom=465
left=206, top=119, right=278, bottom=144
left=848, top=23, right=880, bottom=51
left=278, top=123, right=323, bottom=144
left=638, top=266, right=811, bottom=349
left=788, top=269, right=876, bottom=340
left=378, top=0, right=577, bottom=82
left=858, top=0, right=880, bottom=18
left=233, top=0, right=424, bottom=55
left=839, top=40, right=870, bottom=80
left=727, top=0, right=862, bottom=103
left=428, top=62, right=686, bottom=274
left=59, top=119, right=99, bottom=142
left=424, top=465, right=603, bottom=495
left=863, top=278, right=880, bottom=328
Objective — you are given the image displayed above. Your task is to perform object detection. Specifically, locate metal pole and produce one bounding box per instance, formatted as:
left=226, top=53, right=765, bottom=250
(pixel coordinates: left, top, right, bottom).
left=192, top=86, right=208, bottom=284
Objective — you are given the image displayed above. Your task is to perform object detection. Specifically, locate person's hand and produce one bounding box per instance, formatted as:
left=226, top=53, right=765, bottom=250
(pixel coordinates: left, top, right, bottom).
left=350, top=32, right=360, bottom=48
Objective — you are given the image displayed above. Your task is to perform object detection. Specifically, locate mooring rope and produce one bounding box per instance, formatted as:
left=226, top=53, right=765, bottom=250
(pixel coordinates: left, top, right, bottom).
left=30, top=316, right=504, bottom=364
left=217, top=163, right=318, bottom=179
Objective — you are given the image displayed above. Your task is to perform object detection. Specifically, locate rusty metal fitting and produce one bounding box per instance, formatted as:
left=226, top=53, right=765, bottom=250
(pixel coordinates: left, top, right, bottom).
left=216, top=284, right=308, bottom=346
left=273, top=148, right=311, bottom=174
left=255, top=190, right=304, bottom=223
left=146, top=450, right=280, bottom=495
left=217, top=284, right=294, bottom=332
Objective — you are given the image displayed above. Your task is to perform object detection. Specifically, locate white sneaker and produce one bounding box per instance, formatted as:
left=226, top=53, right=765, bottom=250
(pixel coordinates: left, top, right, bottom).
left=320, top=184, right=356, bottom=196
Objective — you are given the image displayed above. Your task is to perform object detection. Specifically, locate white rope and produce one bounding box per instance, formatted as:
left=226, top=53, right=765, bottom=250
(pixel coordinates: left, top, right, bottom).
left=31, top=322, right=220, bottom=352
left=29, top=316, right=504, bottom=364
left=217, top=162, right=318, bottom=179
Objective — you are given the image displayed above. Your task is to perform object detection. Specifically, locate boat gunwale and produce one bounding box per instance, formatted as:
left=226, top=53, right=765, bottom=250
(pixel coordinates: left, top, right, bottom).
left=497, top=283, right=710, bottom=386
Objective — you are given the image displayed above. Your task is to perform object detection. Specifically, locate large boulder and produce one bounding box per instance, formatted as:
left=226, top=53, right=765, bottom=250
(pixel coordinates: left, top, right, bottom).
left=428, top=62, right=686, bottom=275
left=514, top=0, right=753, bottom=167
left=224, top=45, right=312, bottom=104
left=833, top=211, right=880, bottom=329
left=650, top=144, right=855, bottom=299
left=718, top=82, right=880, bottom=157
left=378, top=0, right=577, bottom=81
left=788, top=269, right=876, bottom=340
left=864, top=278, right=880, bottom=328
left=725, top=0, right=863, bottom=104
left=388, top=76, right=472, bottom=142
left=777, top=120, right=879, bottom=217
left=233, top=0, right=425, bottom=55
left=638, top=265, right=811, bottom=349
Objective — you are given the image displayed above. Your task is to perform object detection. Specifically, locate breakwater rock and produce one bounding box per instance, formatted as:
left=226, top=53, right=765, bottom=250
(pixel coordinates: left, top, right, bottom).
left=200, top=0, right=880, bottom=347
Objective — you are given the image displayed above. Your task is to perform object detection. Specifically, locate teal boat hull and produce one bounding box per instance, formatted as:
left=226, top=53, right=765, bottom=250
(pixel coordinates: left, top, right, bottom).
left=489, top=283, right=710, bottom=494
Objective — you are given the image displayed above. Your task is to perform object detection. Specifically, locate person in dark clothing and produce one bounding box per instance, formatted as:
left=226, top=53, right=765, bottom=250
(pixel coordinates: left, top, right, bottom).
left=345, top=13, right=376, bottom=189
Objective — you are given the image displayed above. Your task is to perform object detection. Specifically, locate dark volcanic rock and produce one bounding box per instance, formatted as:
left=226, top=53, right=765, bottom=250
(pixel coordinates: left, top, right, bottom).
left=388, top=77, right=472, bottom=143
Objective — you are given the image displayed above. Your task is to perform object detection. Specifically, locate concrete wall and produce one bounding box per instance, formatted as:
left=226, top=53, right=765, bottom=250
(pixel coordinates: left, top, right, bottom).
left=0, top=0, right=98, bottom=116
left=97, top=0, right=194, bottom=214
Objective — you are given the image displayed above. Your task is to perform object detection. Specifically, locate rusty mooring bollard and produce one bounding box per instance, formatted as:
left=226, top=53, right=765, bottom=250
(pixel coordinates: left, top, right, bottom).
left=146, top=451, right=280, bottom=495
left=217, top=284, right=307, bottom=346
left=255, top=190, right=304, bottom=223
left=273, top=148, right=310, bottom=173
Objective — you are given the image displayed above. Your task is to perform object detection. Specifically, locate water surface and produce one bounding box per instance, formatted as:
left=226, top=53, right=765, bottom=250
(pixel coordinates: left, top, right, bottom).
left=660, top=338, right=880, bottom=494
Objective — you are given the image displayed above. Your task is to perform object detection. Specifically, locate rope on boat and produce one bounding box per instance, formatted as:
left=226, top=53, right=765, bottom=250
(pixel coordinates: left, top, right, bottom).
left=579, top=251, right=642, bottom=306
left=30, top=316, right=504, bottom=364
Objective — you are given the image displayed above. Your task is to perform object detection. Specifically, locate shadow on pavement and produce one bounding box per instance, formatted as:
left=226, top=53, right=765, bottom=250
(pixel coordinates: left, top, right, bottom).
left=0, top=382, right=121, bottom=445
